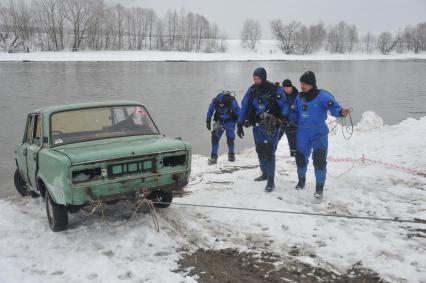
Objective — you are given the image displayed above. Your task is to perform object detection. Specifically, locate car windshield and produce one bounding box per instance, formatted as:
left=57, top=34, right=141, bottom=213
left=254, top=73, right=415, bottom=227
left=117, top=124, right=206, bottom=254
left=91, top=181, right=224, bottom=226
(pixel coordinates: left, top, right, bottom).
left=50, top=105, right=159, bottom=146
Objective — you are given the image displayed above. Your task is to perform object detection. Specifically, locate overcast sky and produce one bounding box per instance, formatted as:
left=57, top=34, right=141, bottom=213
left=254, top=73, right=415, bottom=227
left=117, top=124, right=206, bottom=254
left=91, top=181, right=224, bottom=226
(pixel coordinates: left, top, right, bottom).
left=109, top=0, right=426, bottom=38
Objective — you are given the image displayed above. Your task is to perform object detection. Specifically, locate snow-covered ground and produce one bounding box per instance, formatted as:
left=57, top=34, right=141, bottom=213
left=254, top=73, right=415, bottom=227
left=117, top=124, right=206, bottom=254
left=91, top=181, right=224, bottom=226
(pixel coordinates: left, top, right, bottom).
left=1, top=40, right=426, bottom=61
left=0, top=112, right=425, bottom=283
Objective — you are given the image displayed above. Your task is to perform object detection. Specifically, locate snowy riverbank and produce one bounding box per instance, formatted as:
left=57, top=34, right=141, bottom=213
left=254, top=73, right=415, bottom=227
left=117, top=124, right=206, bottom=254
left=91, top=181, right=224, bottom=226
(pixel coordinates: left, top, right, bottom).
left=1, top=40, right=426, bottom=62
left=0, top=112, right=425, bottom=282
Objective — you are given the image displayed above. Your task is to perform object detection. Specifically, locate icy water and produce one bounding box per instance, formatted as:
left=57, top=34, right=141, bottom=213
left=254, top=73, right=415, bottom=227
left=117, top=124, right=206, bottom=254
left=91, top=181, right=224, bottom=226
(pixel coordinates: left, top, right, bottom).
left=1, top=60, right=425, bottom=198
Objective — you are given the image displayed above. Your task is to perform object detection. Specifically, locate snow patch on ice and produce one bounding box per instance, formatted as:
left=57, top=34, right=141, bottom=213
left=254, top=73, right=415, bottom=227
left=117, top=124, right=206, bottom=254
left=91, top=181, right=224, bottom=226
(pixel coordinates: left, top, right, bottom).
left=355, top=111, right=384, bottom=132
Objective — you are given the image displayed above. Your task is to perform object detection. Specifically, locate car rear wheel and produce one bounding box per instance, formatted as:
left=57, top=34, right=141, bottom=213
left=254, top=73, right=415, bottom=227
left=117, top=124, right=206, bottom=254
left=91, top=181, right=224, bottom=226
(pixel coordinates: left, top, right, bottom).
left=46, top=192, right=68, bottom=232
left=14, top=169, right=29, bottom=197
left=148, top=190, right=173, bottom=208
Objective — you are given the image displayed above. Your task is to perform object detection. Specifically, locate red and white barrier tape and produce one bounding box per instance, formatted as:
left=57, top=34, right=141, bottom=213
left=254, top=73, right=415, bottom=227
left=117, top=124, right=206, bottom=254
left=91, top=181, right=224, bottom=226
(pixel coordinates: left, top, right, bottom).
left=329, top=155, right=426, bottom=176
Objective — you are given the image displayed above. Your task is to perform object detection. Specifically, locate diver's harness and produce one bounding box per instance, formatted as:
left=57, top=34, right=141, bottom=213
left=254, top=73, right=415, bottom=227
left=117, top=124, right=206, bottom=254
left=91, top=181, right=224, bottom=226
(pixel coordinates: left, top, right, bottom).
left=245, top=83, right=283, bottom=135
left=212, top=91, right=238, bottom=134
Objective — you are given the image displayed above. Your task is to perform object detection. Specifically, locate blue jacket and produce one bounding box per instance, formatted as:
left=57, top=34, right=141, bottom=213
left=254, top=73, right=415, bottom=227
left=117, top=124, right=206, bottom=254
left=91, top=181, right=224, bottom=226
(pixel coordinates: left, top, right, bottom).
left=207, top=93, right=240, bottom=122
left=293, top=89, right=343, bottom=127
left=238, top=82, right=289, bottom=125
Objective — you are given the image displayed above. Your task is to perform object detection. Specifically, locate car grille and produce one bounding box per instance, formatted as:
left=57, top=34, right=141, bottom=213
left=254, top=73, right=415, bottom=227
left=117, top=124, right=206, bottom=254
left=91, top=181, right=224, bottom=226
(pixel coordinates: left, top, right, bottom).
left=107, top=158, right=156, bottom=178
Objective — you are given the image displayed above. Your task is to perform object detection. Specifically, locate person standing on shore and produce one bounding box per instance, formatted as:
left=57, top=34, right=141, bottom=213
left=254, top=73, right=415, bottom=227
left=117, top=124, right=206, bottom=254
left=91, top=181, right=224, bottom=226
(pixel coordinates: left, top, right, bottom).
left=237, top=67, right=289, bottom=192
left=292, top=71, right=350, bottom=199
left=280, top=79, right=299, bottom=157
left=206, top=91, right=240, bottom=164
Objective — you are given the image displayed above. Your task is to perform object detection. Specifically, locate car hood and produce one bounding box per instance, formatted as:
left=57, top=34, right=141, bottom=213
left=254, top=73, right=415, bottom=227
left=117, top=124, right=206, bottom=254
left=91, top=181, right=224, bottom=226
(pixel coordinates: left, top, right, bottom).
left=53, top=135, right=189, bottom=165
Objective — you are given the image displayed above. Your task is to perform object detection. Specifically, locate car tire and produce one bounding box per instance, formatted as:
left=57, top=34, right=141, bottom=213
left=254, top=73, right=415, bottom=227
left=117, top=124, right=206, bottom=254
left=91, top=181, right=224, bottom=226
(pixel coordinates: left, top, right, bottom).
left=46, top=192, right=68, bottom=232
left=14, top=169, right=29, bottom=197
left=149, top=190, right=173, bottom=208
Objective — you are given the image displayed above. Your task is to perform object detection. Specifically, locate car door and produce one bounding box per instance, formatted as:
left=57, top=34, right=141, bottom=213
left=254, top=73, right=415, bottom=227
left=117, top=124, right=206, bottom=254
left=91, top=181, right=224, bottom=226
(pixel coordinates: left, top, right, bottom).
left=26, top=114, right=42, bottom=189
left=15, top=115, right=34, bottom=184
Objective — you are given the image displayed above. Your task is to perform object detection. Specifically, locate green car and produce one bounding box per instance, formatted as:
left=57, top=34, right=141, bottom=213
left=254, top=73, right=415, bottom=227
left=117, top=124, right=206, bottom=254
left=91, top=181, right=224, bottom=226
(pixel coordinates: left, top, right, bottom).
left=14, top=101, right=192, bottom=231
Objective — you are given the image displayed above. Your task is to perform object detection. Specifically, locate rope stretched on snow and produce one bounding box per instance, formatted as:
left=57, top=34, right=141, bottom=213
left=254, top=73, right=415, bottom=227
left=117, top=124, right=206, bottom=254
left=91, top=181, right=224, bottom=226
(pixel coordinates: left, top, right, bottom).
left=152, top=201, right=426, bottom=225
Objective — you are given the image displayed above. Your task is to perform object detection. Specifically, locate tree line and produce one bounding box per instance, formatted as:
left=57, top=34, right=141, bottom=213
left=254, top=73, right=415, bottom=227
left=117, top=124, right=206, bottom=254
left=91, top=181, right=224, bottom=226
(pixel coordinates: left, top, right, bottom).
left=0, top=0, right=227, bottom=53
left=1, top=0, right=425, bottom=55
left=242, top=19, right=426, bottom=55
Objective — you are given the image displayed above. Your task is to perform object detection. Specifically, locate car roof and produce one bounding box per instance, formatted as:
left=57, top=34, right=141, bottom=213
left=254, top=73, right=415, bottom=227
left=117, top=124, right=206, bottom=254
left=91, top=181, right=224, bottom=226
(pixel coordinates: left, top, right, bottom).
left=33, top=101, right=144, bottom=115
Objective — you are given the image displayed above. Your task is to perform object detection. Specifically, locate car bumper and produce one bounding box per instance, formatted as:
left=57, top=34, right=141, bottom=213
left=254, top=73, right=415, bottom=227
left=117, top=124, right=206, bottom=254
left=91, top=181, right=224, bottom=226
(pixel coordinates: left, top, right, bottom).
left=70, top=170, right=189, bottom=205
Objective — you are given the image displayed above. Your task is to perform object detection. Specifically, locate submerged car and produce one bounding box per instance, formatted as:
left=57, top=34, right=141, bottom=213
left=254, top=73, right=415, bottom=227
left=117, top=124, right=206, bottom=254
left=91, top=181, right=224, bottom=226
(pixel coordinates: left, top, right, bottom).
left=14, top=101, right=192, bottom=231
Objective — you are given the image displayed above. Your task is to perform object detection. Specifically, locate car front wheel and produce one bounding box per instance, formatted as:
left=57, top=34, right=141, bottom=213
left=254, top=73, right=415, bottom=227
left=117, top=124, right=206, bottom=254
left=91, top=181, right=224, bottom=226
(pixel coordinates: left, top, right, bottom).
left=14, top=169, right=29, bottom=197
left=46, top=192, right=68, bottom=232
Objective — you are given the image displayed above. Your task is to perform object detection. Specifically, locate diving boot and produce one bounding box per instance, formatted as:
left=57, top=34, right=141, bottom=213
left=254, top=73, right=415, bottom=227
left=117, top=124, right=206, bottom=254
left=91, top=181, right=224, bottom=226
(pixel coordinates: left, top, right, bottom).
left=295, top=176, right=306, bottom=190
left=265, top=177, right=275, bottom=192
left=208, top=154, right=218, bottom=165
left=254, top=173, right=267, bottom=181
left=314, top=184, right=324, bottom=199
left=228, top=152, right=235, bottom=162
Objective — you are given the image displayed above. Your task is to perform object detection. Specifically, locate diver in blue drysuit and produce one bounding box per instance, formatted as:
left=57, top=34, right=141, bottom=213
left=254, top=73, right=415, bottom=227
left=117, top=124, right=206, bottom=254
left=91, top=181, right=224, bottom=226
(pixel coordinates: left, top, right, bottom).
left=279, top=79, right=300, bottom=157
left=292, top=71, right=350, bottom=199
left=206, top=91, right=240, bottom=164
left=237, top=67, right=289, bottom=192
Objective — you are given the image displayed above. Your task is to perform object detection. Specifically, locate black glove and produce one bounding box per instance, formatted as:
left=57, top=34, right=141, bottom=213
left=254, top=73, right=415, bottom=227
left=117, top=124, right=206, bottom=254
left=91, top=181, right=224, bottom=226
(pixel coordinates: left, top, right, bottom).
left=237, top=124, right=244, bottom=138
left=206, top=118, right=211, bottom=131
left=278, top=117, right=289, bottom=132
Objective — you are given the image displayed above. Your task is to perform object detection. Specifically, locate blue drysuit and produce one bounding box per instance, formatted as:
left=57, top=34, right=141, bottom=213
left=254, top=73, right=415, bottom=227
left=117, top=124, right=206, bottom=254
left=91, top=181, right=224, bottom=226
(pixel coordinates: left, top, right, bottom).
left=238, top=83, right=289, bottom=178
left=206, top=93, right=240, bottom=156
left=280, top=86, right=299, bottom=157
left=292, top=88, right=343, bottom=186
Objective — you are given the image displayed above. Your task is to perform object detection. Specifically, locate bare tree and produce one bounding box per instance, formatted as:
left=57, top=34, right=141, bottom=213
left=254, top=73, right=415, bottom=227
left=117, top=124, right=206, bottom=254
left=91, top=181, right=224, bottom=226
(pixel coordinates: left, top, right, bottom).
left=218, top=31, right=228, bottom=52
left=240, top=19, right=261, bottom=49
left=204, top=23, right=219, bottom=52
left=271, top=20, right=301, bottom=54
left=64, top=0, right=92, bottom=51
left=103, top=6, right=115, bottom=50
left=4, top=0, right=33, bottom=52
left=86, top=0, right=105, bottom=50
left=327, top=21, right=358, bottom=53
left=145, top=9, right=156, bottom=50
left=155, top=18, right=165, bottom=50
left=362, top=32, right=375, bottom=53
left=377, top=31, right=399, bottom=54
left=194, top=14, right=208, bottom=53
left=0, top=32, right=24, bottom=52
left=0, top=2, right=25, bottom=52
left=294, top=22, right=326, bottom=54
left=413, top=22, right=426, bottom=53
left=36, top=0, right=66, bottom=51
left=347, top=25, right=358, bottom=52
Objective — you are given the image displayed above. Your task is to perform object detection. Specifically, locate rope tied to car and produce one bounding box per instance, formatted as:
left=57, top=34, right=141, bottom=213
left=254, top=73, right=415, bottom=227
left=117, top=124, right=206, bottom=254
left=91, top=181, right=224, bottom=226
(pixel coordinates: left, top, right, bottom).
left=89, top=199, right=106, bottom=218
left=82, top=193, right=160, bottom=232
left=151, top=201, right=426, bottom=225
left=134, top=191, right=160, bottom=232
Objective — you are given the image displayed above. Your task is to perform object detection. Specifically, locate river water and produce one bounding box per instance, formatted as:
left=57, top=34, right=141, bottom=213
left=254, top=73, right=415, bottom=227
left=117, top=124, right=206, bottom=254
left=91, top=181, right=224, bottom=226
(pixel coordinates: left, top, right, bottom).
left=1, top=60, right=425, bottom=197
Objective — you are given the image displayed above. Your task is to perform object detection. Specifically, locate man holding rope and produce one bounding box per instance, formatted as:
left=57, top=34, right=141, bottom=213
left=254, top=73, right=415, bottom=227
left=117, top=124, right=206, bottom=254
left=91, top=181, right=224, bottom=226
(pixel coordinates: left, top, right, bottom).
left=293, top=71, right=350, bottom=199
